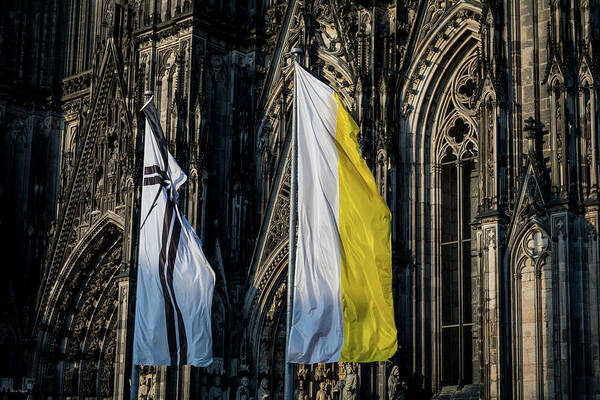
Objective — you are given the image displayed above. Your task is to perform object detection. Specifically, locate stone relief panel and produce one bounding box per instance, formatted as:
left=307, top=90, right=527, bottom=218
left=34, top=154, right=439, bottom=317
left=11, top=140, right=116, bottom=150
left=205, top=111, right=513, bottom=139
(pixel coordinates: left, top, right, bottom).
left=40, top=227, right=122, bottom=399
left=138, top=366, right=158, bottom=400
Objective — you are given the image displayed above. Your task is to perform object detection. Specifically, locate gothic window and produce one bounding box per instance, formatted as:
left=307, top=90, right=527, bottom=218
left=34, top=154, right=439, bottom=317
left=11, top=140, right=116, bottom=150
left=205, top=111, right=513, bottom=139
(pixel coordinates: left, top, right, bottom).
left=440, top=154, right=478, bottom=386
left=436, top=55, right=479, bottom=388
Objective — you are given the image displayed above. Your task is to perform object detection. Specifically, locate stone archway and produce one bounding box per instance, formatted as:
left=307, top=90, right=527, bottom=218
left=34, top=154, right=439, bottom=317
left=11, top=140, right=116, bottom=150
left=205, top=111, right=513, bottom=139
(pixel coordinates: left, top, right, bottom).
left=509, top=221, right=552, bottom=400
left=398, top=2, right=484, bottom=393
left=35, top=217, right=123, bottom=400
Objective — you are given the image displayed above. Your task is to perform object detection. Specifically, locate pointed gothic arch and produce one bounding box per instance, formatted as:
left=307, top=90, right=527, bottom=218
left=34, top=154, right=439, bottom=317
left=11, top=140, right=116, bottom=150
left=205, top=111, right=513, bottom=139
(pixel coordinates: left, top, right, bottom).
left=399, top=2, right=482, bottom=392
left=508, top=218, right=552, bottom=400
left=35, top=214, right=124, bottom=399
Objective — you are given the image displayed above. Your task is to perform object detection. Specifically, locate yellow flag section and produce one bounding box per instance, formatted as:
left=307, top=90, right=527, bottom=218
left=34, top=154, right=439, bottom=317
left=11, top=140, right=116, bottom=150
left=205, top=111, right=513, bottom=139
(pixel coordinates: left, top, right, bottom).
left=334, top=92, right=397, bottom=361
left=288, top=61, right=397, bottom=364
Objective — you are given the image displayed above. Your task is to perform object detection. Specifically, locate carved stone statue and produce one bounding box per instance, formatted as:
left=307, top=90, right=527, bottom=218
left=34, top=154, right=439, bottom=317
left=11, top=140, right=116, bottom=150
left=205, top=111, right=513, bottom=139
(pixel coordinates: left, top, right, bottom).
left=62, top=364, right=76, bottom=396
left=316, top=381, right=328, bottom=400
left=387, top=366, right=400, bottom=400
left=341, top=364, right=358, bottom=400
left=293, top=380, right=308, bottom=400
left=99, top=363, right=113, bottom=397
left=257, top=377, right=270, bottom=399
left=296, top=365, right=308, bottom=381
left=108, top=149, right=118, bottom=176
left=208, top=376, right=223, bottom=400
left=235, top=376, right=250, bottom=400
left=314, top=363, right=328, bottom=382
left=138, top=375, right=149, bottom=400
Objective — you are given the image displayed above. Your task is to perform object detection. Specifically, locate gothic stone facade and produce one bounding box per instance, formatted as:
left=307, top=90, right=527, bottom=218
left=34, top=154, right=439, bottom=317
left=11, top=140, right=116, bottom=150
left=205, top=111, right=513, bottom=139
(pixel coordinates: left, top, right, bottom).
left=1, top=0, right=599, bottom=399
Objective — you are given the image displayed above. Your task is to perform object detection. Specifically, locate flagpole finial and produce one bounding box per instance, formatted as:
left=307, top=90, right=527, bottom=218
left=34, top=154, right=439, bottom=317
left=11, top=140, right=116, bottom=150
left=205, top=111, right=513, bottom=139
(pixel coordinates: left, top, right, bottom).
left=141, top=91, right=155, bottom=111
left=291, top=48, right=303, bottom=63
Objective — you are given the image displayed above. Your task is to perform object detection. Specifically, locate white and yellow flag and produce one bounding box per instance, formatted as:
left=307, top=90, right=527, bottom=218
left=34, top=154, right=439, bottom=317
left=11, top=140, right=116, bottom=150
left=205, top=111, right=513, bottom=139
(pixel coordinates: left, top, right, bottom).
left=288, top=62, right=397, bottom=363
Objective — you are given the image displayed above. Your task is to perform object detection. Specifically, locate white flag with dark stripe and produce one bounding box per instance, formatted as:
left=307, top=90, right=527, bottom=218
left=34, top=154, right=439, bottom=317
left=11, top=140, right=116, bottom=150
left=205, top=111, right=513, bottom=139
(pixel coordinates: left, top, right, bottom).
left=133, top=100, right=215, bottom=366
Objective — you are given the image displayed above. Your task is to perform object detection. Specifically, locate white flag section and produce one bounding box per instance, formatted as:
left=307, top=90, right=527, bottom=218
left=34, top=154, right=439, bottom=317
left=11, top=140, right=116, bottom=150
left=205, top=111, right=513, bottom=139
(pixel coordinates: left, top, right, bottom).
left=134, top=100, right=215, bottom=366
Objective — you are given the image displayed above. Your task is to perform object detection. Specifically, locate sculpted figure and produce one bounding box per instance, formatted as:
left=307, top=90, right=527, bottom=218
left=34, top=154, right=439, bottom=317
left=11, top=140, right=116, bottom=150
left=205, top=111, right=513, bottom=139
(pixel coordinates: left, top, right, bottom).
left=296, top=365, right=308, bottom=382
left=316, top=381, right=328, bottom=400
left=341, top=364, right=358, bottom=400
left=257, top=378, right=270, bottom=399
left=293, top=380, right=307, bottom=400
left=314, top=363, right=327, bottom=381
left=208, top=376, right=223, bottom=400
left=387, top=366, right=399, bottom=400
left=138, top=375, right=149, bottom=400
left=235, top=377, right=250, bottom=400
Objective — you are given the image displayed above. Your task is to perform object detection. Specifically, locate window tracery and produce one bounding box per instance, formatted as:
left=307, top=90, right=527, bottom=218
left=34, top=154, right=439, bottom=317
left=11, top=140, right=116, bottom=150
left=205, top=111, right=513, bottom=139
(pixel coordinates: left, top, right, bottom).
left=434, top=53, right=480, bottom=388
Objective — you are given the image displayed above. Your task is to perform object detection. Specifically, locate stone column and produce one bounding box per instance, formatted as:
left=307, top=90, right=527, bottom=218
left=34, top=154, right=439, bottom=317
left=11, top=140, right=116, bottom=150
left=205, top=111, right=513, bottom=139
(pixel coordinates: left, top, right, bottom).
left=114, top=270, right=134, bottom=400
left=585, top=210, right=600, bottom=397
left=551, top=213, right=571, bottom=398
left=177, top=366, right=192, bottom=400
left=377, top=362, right=386, bottom=400
left=481, top=224, right=503, bottom=399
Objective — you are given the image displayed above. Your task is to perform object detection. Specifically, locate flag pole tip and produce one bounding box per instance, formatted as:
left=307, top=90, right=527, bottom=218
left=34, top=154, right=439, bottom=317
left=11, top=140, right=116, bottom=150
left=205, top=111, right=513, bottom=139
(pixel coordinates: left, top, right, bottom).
left=290, top=48, right=303, bottom=65
left=290, top=48, right=303, bottom=60
left=141, top=93, right=154, bottom=111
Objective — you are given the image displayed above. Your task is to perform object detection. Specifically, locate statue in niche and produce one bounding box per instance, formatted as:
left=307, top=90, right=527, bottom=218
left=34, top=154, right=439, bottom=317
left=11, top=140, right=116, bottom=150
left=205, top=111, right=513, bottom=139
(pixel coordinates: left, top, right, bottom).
left=80, top=364, right=96, bottom=396
left=296, top=365, right=308, bottom=382
left=99, top=363, right=113, bottom=397
left=208, top=376, right=223, bottom=400
left=235, top=376, right=250, bottom=400
left=95, top=165, right=104, bottom=205
left=62, top=364, right=77, bottom=396
left=316, top=381, right=328, bottom=400
left=293, top=380, right=308, bottom=400
left=340, top=364, right=358, bottom=400
left=387, top=366, right=407, bottom=400
left=138, top=375, right=150, bottom=400
left=108, top=148, right=118, bottom=176
left=257, top=377, right=270, bottom=399
left=314, top=363, right=328, bottom=381
left=258, top=350, right=271, bottom=374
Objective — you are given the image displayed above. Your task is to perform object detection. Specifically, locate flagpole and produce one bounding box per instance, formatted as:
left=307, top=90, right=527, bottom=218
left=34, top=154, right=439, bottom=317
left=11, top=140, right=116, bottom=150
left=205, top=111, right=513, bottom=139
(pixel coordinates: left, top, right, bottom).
left=129, top=90, right=154, bottom=400
left=285, top=47, right=303, bottom=400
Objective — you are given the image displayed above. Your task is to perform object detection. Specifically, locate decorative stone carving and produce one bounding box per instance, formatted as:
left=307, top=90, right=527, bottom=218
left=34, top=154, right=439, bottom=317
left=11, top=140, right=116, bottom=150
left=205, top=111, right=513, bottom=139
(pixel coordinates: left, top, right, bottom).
left=296, top=365, right=308, bottom=382
left=316, top=381, right=328, bottom=400
left=208, top=376, right=224, bottom=400
left=522, top=229, right=549, bottom=259
left=62, top=364, right=77, bottom=396
left=138, top=374, right=150, bottom=400
left=293, top=380, right=308, bottom=400
left=387, top=366, right=407, bottom=400
left=257, top=377, right=270, bottom=399
left=98, top=362, right=113, bottom=397
left=340, top=364, right=358, bottom=400
left=235, top=376, right=250, bottom=400
left=314, top=363, right=329, bottom=382
left=207, top=356, right=226, bottom=375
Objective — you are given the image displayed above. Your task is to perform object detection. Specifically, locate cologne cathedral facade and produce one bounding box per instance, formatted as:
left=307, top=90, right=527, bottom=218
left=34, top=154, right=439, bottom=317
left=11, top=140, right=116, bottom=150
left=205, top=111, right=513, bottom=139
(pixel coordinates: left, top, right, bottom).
left=1, top=0, right=599, bottom=399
